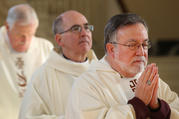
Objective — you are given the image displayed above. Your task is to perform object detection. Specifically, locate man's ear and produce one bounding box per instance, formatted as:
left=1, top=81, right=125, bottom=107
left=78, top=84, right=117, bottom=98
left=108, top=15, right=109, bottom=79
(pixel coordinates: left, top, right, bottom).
left=5, top=22, right=10, bottom=31
left=55, top=34, right=63, bottom=46
left=106, top=43, right=115, bottom=57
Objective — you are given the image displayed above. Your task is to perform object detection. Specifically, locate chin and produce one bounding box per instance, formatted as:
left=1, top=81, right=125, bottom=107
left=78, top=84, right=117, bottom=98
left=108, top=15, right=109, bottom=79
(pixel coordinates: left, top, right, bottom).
left=82, top=46, right=91, bottom=52
left=16, top=47, right=28, bottom=52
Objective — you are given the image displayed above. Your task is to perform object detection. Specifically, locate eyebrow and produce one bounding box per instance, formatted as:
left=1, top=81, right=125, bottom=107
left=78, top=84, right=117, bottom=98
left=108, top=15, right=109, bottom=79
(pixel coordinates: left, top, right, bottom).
left=72, top=24, right=80, bottom=27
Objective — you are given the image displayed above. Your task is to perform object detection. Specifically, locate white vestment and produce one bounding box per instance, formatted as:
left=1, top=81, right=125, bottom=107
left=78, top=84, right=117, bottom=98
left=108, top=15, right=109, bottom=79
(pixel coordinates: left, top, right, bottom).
left=0, top=26, right=53, bottom=119
left=66, top=56, right=179, bottom=119
left=19, top=49, right=98, bottom=119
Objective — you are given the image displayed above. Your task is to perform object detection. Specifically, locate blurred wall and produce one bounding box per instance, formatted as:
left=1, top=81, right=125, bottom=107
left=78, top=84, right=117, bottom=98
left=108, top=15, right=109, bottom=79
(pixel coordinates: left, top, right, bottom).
left=149, top=57, right=179, bottom=94
left=124, top=0, right=179, bottom=40
left=124, top=0, right=179, bottom=94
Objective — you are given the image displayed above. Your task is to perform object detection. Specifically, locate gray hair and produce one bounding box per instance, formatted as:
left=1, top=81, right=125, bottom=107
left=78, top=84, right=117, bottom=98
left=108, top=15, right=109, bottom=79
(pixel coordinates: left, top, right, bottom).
left=52, top=14, right=64, bottom=35
left=104, top=13, right=148, bottom=52
left=6, top=4, right=39, bottom=29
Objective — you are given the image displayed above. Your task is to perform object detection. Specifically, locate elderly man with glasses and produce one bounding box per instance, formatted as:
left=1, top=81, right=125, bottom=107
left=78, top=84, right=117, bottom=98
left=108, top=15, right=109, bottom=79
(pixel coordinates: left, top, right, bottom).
left=19, top=10, right=98, bottom=119
left=66, top=13, right=179, bottom=119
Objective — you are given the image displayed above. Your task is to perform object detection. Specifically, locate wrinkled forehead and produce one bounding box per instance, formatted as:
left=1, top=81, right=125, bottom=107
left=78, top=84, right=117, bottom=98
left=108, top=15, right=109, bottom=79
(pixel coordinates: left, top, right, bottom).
left=116, top=23, right=148, bottom=42
left=62, top=11, right=88, bottom=28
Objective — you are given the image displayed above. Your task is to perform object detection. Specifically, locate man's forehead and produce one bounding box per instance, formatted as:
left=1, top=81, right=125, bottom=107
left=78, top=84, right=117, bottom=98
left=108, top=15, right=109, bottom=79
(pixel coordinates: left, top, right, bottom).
left=117, top=24, right=147, bottom=35
left=116, top=24, right=148, bottom=43
left=62, top=11, right=88, bottom=27
left=118, top=23, right=146, bottom=30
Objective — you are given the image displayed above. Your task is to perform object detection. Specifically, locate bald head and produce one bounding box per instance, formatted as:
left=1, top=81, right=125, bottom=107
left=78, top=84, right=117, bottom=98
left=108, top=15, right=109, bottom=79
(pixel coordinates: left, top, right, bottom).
left=52, top=10, right=87, bottom=35
left=6, top=4, right=39, bottom=29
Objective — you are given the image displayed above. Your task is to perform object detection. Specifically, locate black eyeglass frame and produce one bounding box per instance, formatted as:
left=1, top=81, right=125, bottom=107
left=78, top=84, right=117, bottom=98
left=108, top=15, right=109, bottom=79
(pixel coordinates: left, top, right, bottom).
left=58, top=24, right=94, bottom=34
left=109, top=40, right=151, bottom=50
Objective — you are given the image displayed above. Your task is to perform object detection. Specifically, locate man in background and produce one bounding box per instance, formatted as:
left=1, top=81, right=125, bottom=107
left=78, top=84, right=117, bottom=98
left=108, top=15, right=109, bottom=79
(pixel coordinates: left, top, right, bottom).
left=0, top=4, right=53, bottom=119
left=66, top=13, right=179, bottom=119
left=19, top=10, right=98, bottom=119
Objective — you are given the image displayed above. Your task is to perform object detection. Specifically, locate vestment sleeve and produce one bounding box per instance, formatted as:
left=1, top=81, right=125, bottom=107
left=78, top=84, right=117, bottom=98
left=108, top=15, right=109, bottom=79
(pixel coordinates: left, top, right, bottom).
left=158, top=79, right=179, bottom=119
left=148, top=99, right=171, bottom=119
left=128, top=97, right=150, bottom=118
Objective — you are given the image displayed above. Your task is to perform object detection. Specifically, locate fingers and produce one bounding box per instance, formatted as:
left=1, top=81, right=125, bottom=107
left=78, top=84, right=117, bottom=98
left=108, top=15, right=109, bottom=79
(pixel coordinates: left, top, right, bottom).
left=149, top=75, right=157, bottom=93
left=149, top=74, right=159, bottom=108
left=144, top=64, right=153, bottom=82
left=138, top=63, right=157, bottom=84
left=146, top=66, right=158, bottom=85
left=135, top=63, right=159, bottom=105
left=151, top=74, right=159, bottom=97
left=137, top=64, right=150, bottom=84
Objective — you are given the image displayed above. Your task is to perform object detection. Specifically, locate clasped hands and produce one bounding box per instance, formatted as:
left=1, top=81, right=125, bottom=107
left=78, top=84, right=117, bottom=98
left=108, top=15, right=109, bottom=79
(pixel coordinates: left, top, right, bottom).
left=135, top=63, right=159, bottom=109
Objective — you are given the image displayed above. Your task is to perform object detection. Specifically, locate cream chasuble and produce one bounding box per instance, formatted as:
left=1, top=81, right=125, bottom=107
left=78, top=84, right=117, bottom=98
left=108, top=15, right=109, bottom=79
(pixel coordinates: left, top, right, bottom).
left=19, top=49, right=98, bottom=119
left=0, top=26, right=53, bottom=119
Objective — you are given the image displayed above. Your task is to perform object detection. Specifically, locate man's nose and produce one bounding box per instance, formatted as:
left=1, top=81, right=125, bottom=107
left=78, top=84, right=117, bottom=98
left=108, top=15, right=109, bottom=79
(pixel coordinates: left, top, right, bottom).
left=20, top=36, right=26, bottom=41
left=136, top=44, right=145, bottom=56
left=80, top=27, right=89, bottom=36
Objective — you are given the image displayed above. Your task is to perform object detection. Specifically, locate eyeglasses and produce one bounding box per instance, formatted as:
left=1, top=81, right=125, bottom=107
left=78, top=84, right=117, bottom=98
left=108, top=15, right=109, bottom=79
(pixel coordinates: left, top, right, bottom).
left=110, top=40, right=151, bottom=50
left=58, top=24, right=94, bottom=34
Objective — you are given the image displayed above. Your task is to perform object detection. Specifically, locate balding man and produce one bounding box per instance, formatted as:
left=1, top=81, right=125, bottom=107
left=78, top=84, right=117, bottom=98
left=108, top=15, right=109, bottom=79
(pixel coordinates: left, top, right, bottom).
left=19, top=10, right=98, bottom=119
left=0, top=4, right=53, bottom=119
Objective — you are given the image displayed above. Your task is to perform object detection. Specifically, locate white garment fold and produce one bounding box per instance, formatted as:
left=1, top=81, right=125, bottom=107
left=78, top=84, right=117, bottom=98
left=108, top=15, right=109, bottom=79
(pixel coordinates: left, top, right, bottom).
left=19, top=49, right=98, bottom=119
left=65, top=56, right=179, bottom=119
left=0, top=26, right=53, bottom=119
